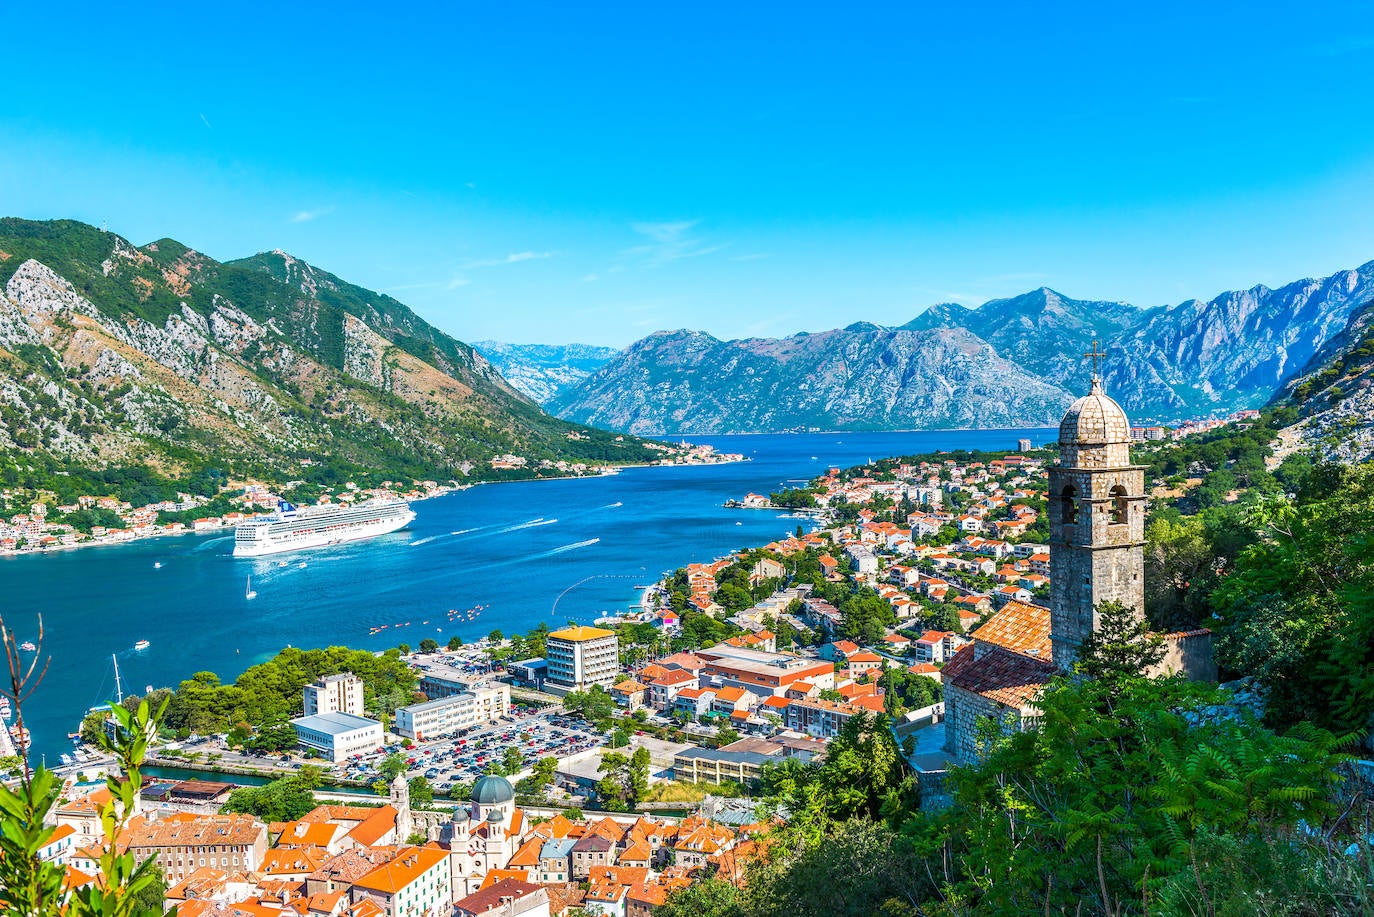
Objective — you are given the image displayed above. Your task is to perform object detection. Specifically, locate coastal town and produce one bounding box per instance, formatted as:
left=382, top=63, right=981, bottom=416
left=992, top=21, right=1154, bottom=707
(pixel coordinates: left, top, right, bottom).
left=10, top=391, right=1312, bottom=917
left=9, top=8, right=1374, bottom=910
left=29, top=436, right=1064, bottom=916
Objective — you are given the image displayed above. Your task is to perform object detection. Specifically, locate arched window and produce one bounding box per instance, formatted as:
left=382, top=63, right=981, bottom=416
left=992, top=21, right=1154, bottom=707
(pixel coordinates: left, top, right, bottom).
left=1109, top=484, right=1128, bottom=525
left=1060, top=485, right=1078, bottom=525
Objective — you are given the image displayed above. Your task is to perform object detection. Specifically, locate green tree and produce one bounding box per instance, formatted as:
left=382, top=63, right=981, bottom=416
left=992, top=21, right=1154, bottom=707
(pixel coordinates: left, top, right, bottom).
left=743, top=819, right=927, bottom=917
left=408, top=776, right=434, bottom=808
left=596, top=752, right=631, bottom=811
left=921, top=673, right=1349, bottom=915
left=628, top=746, right=650, bottom=803
left=447, top=635, right=463, bottom=651
left=245, top=722, right=299, bottom=753
left=1073, top=599, right=1164, bottom=685
left=379, top=752, right=407, bottom=782
left=222, top=770, right=321, bottom=823
left=656, top=877, right=744, bottom=917
left=1211, top=465, right=1374, bottom=739
left=418, top=638, right=439, bottom=654
left=128, top=863, right=166, bottom=915
left=0, top=688, right=169, bottom=917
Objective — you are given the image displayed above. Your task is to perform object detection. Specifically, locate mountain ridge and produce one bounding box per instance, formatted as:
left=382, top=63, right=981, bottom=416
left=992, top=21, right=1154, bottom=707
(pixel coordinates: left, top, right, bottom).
left=0, top=218, right=658, bottom=494
left=547, top=264, right=1374, bottom=434
left=471, top=341, right=620, bottom=404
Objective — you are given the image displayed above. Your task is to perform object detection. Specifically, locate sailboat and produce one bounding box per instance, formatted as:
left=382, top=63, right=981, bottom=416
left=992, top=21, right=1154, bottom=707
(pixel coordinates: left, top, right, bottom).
left=245, top=576, right=257, bottom=600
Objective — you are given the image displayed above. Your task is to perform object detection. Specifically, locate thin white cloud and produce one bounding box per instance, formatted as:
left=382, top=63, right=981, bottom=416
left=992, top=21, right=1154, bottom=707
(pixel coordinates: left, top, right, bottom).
left=581, top=274, right=600, bottom=283
left=290, top=208, right=332, bottom=223
left=457, top=251, right=555, bottom=269
left=199, top=113, right=212, bottom=129
left=445, top=276, right=471, bottom=290
left=730, top=252, right=770, bottom=262
left=623, top=220, right=726, bottom=267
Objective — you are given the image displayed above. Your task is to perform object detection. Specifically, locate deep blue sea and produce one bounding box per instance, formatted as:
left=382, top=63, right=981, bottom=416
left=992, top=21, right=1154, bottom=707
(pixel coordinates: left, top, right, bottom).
left=2, top=429, right=1053, bottom=764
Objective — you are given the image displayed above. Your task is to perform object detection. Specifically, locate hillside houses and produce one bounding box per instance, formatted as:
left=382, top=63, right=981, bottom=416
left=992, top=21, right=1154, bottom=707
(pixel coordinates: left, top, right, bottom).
left=49, top=773, right=768, bottom=917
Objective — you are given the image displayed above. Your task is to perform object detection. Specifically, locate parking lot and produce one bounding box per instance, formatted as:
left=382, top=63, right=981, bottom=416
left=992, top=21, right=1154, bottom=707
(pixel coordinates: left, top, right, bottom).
left=339, top=703, right=607, bottom=793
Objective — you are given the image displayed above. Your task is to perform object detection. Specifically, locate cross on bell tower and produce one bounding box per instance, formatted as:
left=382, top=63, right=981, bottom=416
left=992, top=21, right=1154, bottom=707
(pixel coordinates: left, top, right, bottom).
left=1047, top=350, right=1147, bottom=670
left=1083, top=338, right=1106, bottom=381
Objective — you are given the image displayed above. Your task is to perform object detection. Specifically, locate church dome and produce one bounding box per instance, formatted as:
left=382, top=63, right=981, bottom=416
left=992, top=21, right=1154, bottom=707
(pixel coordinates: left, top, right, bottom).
left=1059, top=378, right=1131, bottom=446
left=471, top=774, right=515, bottom=806
left=487, top=808, right=505, bottom=823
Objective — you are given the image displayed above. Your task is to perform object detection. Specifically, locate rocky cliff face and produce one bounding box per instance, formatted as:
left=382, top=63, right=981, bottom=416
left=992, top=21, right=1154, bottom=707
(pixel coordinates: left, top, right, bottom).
left=550, top=263, right=1374, bottom=434
left=1274, top=292, right=1374, bottom=463
left=1104, top=264, right=1374, bottom=418
left=472, top=341, right=619, bottom=403
left=0, top=218, right=650, bottom=480
left=547, top=326, right=1071, bottom=434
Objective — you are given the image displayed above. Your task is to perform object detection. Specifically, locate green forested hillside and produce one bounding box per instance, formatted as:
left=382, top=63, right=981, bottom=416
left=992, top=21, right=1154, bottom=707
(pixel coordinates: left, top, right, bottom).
left=0, top=218, right=660, bottom=503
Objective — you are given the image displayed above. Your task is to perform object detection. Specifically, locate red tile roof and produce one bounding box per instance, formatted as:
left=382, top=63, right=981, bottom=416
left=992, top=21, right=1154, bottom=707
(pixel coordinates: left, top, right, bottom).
left=943, top=644, right=1053, bottom=709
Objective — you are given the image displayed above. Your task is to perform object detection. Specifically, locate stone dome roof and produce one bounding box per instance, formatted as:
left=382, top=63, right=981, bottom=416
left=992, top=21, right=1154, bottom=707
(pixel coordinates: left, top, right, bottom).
left=1059, top=378, right=1131, bottom=446
left=471, top=774, right=515, bottom=806
left=487, top=807, right=506, bottom=823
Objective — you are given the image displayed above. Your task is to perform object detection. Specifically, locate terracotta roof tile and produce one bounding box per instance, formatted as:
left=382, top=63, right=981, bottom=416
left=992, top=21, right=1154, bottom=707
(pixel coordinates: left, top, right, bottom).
left=943, top=644, right=1053, bottom=709
left=969, top=600, right=1052, bottom=659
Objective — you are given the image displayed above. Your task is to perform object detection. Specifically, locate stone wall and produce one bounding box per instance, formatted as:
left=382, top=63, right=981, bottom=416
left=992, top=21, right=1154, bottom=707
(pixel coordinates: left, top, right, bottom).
left=943, top=683, right=1024, bottom=763
left=1151, top=631, right=1217, bottom=682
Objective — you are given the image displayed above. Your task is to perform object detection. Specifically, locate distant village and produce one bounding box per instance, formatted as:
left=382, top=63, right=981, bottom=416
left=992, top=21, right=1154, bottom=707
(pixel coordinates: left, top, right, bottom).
left=0, top=480, right=450, bottom=555
left=0, top=442, right=742, bottom=556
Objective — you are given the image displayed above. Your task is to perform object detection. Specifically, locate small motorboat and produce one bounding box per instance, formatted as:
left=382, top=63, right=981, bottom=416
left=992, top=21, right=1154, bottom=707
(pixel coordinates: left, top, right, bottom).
left=134, top=640, right=151, bottom=651
left=18, top=641, right=35, bottom=652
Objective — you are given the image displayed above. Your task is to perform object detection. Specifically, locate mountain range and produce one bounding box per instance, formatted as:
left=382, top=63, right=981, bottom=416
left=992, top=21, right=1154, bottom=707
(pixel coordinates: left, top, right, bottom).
left=541, top=265, right=1374, bottom=434
left=0, top=218, right=656, bottom=491
left=472, top=342, right=619, bottom=404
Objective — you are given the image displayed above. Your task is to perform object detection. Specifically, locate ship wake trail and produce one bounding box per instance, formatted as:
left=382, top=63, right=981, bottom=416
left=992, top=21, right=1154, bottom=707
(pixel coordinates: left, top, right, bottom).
left=492, top=517, right=557, bottom=535
left=539, top=538, right=600, bottom=557
left=409, top=525, right=491, bottom=547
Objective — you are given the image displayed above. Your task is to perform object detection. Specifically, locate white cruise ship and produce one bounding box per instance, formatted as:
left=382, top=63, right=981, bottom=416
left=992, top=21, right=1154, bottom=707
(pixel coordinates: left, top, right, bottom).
left=233, top=499, right=416, bottom=557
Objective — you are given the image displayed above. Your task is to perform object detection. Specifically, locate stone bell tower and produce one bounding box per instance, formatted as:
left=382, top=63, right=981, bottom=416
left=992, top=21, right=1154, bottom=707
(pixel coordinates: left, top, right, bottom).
left=390, top=771, right=412, bottom=843
left=1048, top=343, right=1147, bottom=670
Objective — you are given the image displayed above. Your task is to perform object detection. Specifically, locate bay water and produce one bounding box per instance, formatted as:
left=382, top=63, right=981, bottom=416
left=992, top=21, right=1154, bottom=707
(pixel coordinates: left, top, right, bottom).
left=1, top=429, right=1052, bottom=764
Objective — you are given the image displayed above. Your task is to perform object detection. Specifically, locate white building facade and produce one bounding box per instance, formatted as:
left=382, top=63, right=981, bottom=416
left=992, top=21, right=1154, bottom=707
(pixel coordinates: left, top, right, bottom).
left=303, top=672, right=366, bottom=717
left=394, top=683, right=510, bottom=740
left=290, top=711, right=384, bottom=762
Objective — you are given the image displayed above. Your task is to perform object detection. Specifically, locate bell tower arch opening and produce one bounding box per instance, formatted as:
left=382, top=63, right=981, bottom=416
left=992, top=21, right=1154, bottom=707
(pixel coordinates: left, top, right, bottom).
left=1109, top=484, right=1128, bottom=525
left=1059, top=485, right=1078, bottom=525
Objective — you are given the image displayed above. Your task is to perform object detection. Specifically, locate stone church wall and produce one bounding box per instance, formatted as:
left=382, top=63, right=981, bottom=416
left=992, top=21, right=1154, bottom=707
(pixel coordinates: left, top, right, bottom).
left=1151, top=631, right=1217, bottom=682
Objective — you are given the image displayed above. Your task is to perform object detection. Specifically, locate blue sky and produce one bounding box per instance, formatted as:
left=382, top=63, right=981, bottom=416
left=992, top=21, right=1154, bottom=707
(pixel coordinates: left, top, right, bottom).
left=5, top=2, right=1374, bottom=347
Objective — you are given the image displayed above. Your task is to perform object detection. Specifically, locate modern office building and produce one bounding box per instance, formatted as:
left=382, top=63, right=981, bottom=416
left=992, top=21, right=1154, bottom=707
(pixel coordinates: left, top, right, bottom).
left=393, top=682, right=510, bottom=740
left=303, top=672, right=365, bottom=718
left=290, top=711, right=383, bottom=762
left=545, top=626, right=619, bottom=693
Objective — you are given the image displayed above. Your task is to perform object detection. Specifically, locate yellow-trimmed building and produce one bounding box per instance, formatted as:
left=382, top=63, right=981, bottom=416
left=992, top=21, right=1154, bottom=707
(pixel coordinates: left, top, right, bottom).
left=546, top=625, right=619, bottom=693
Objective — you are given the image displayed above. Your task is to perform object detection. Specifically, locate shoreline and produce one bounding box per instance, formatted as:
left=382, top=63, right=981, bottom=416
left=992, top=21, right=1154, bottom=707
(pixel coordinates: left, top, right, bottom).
left=0, top=452, right=750, bottom=561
